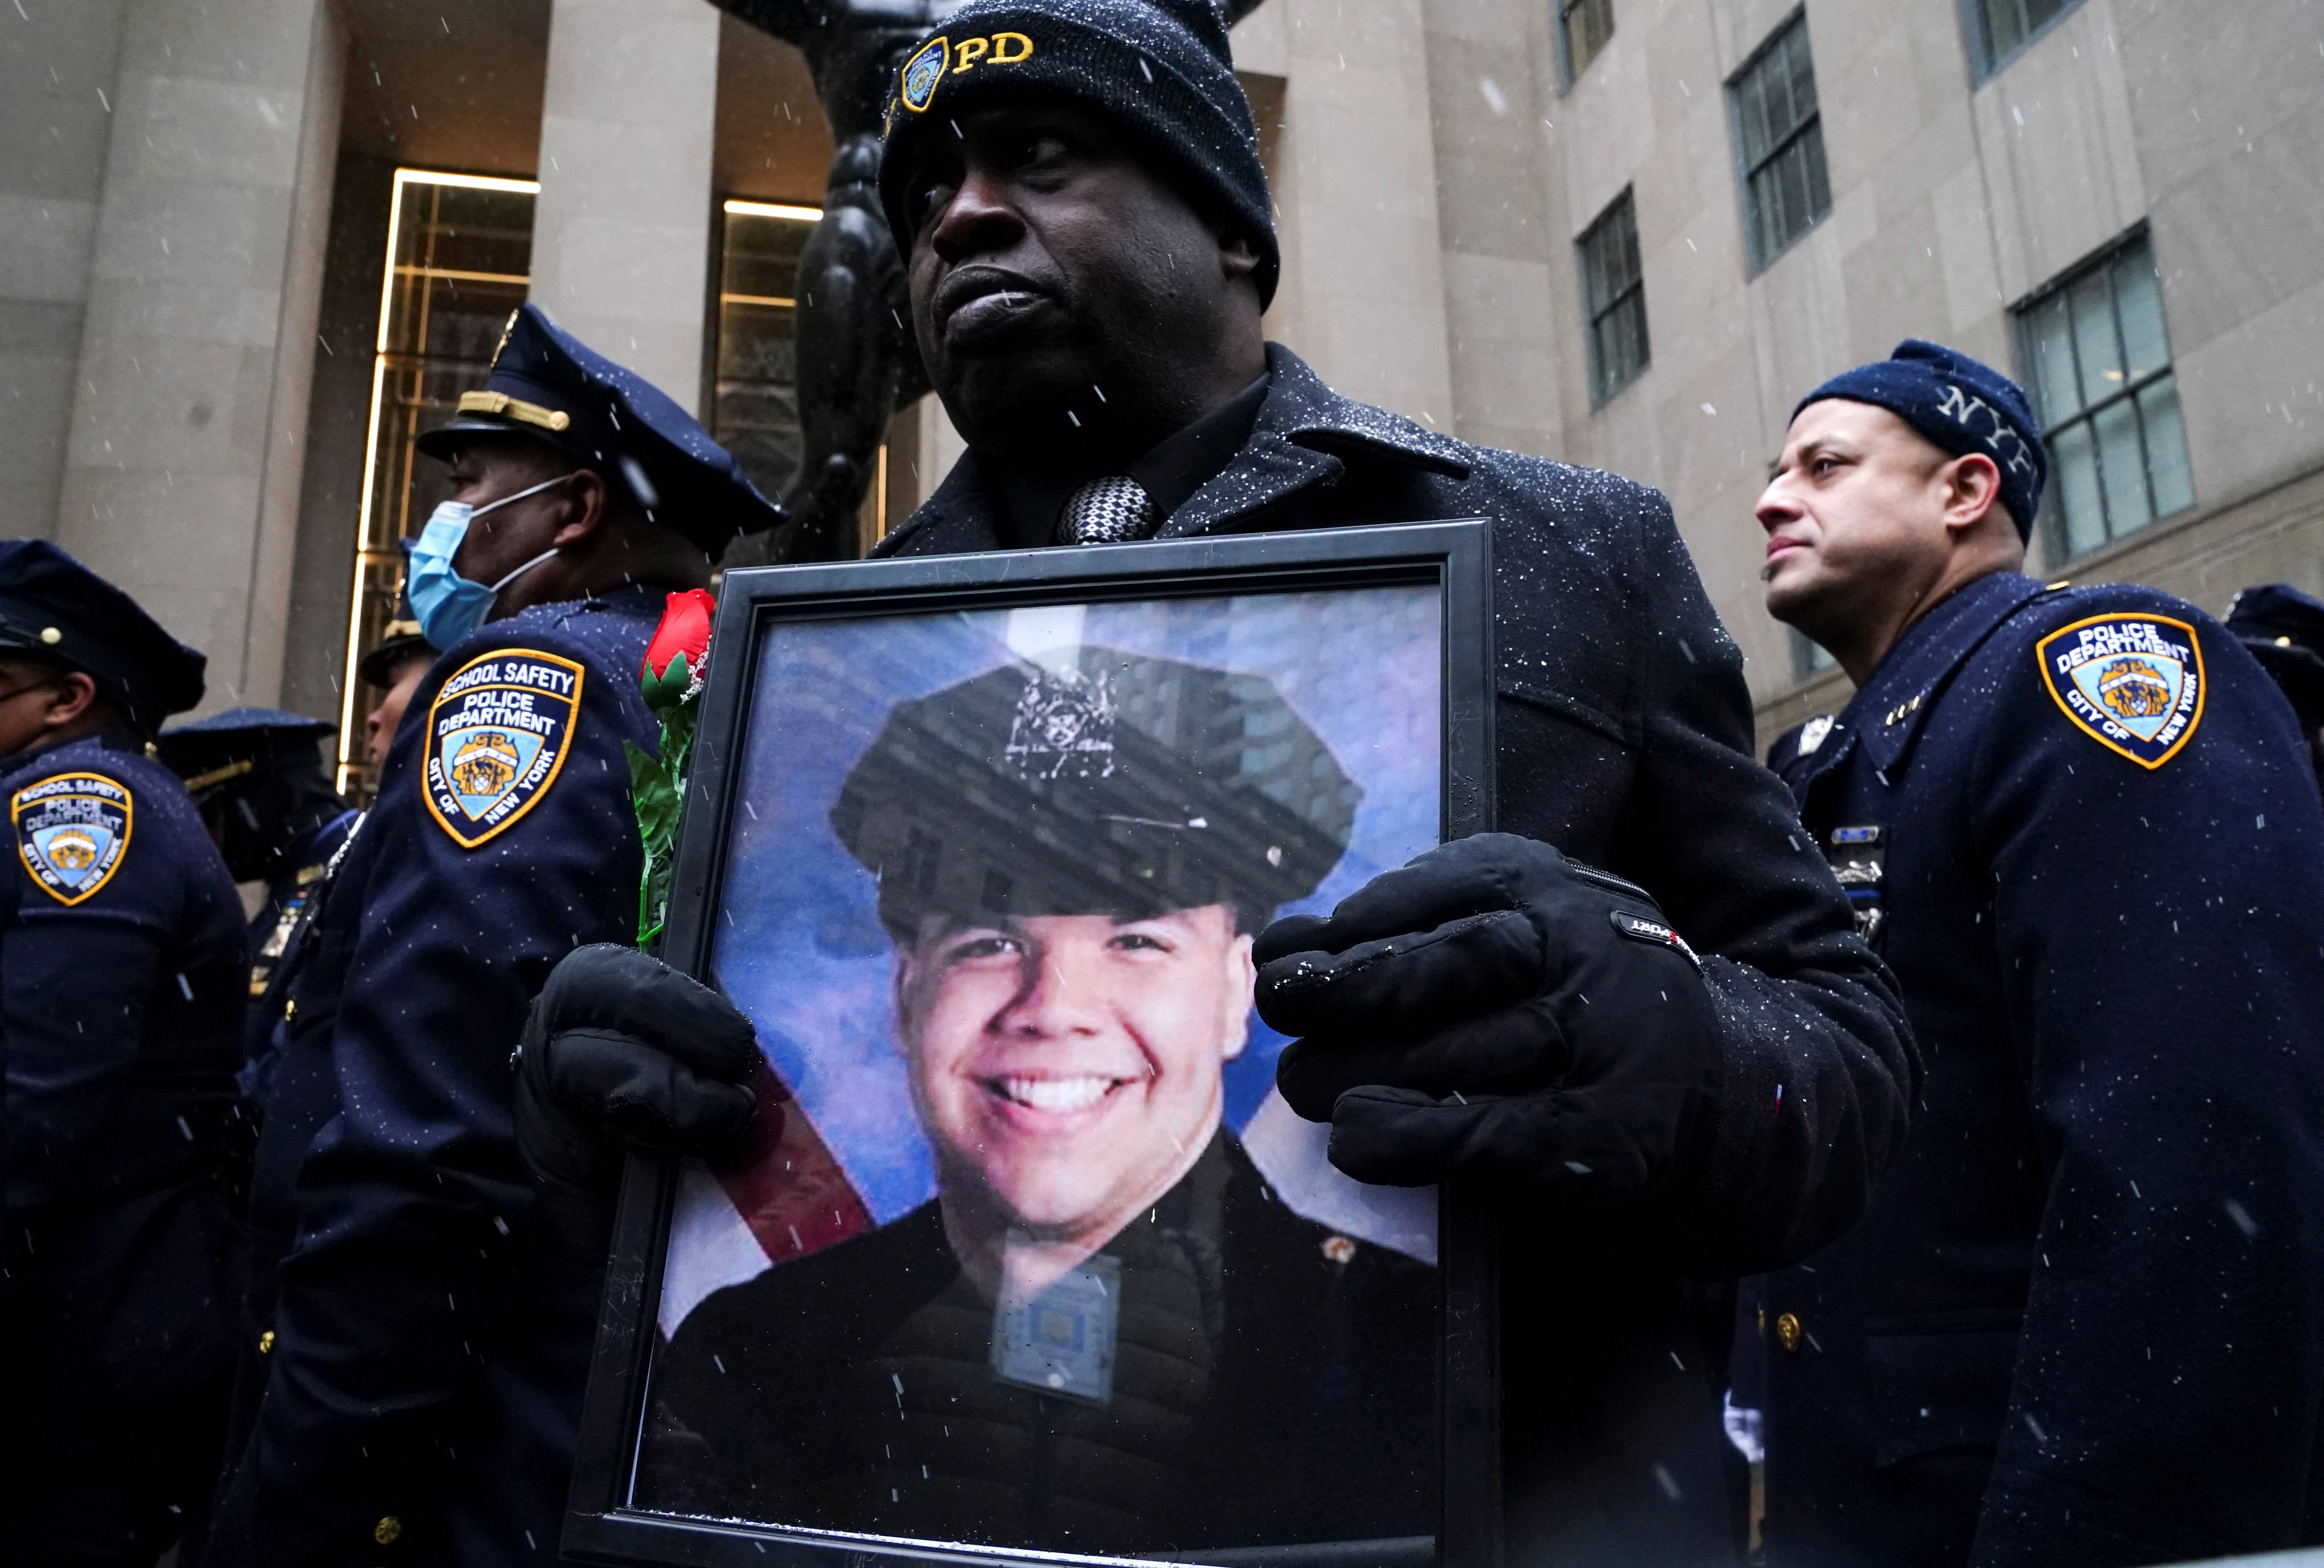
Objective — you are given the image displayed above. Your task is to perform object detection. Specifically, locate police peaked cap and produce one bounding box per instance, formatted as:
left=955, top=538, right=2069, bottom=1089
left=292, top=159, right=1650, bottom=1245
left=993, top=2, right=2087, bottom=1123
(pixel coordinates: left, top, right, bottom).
left=2226, top=582, right=2324, bottom=728
left=0, top=539, right=205, bottom=732
left=879, top=0, right=1280, bottom=307
left=417, top=303, right=783, bottom=555
left=156, top=707, right=336, bottom=794
left=832, top=647, right=1357, bottom=937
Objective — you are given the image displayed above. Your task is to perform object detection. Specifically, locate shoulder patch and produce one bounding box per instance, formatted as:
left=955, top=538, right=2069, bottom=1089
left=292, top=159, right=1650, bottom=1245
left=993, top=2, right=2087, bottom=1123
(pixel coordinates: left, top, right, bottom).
left=2036, top=612, right=2205, bottom=769
left=423, top=649, right=585, bottom=848
left=12, top=772, right=132, bottom=904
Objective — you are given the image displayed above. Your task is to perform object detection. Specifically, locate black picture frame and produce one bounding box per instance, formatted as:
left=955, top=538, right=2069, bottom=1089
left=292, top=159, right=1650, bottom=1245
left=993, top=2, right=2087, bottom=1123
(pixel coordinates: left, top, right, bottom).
left=566, top=521, right=1499, bottom=1568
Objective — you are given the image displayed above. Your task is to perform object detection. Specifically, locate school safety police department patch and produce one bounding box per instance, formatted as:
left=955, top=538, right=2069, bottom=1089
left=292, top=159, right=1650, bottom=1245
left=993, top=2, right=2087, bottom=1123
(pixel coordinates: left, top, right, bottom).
left=11, top=772, right=132, bottom=905
left=2036, top=612, right=2206, bottom=770
left=424, top=649, right=584, bottom=848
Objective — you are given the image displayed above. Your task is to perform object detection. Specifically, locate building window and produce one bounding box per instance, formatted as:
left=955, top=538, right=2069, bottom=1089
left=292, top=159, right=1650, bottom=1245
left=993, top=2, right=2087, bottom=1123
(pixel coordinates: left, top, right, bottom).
left=1729, top=11, right=1831, bottom=273
left=1557, top=0, right=1614, bottom=85
left=710, top=200, right=822, bottom=512
left=339, top=168, right=537, bottom=794
left=1965, top=0, right=2081, bottom=80
left=1578, top=188, right=1648, bottom=406
left=2016, top=231, right=2194, bottom=560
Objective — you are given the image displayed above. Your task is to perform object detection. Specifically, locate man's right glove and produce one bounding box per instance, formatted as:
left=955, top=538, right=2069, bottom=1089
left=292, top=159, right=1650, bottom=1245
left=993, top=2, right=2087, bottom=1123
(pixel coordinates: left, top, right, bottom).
left=514, top=943, right=760, bottom=1260
left=1254, top=833, right=1720, bottom=1199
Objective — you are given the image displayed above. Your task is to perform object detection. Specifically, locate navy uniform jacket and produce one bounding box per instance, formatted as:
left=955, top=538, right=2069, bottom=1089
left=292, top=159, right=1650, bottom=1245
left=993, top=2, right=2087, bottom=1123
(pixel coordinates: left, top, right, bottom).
left=642, top=1132, right=1435, bottom=1555
left=0, top=731, right=248, bottom=1446
left=241, top=806, right=359, bottom=1086
left=875, top=344, right=1917, bottom=1565
left=2, top=731, right=249, bottom=1210
left=227, top=588, right=664, bottom=1566
left=1751, top=570, right=2324, bottom=1568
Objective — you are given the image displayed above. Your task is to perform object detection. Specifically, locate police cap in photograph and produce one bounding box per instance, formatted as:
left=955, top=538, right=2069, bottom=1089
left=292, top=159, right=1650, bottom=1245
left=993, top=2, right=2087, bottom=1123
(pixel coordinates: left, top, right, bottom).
left=832, top=647, right=1358, bottom=937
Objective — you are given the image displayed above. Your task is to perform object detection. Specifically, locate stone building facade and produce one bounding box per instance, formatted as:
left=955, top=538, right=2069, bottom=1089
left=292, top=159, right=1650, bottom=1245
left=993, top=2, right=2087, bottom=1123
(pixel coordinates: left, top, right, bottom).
left=2, top=0, right=2318, bottom=769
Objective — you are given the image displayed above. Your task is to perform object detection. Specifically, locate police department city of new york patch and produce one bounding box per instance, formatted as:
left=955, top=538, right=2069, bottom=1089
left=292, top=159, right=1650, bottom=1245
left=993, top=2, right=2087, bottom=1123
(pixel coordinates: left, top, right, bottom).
left=11, top=772, right=132, bottom=905
left=2036, top=612, right=2206, bottom=770
left=423, top=649, right=584, bottom=848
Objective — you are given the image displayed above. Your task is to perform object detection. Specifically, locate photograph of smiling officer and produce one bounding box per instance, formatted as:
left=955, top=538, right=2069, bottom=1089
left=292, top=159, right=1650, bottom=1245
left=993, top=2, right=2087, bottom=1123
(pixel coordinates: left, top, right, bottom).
left=639, top=646, right=1436, bottom=1558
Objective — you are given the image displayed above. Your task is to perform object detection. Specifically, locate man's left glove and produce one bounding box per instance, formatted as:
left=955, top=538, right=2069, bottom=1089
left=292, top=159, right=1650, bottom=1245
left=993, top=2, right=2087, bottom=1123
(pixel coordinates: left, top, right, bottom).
left=515, top=943, right=760, bottom=1260
left=1255, top=833, right=1720, bottom=1197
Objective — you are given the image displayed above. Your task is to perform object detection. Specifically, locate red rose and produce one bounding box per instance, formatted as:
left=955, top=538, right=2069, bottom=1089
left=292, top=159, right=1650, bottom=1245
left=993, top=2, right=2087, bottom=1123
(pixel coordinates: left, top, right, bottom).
left=641, top=587, right=716, bottom=706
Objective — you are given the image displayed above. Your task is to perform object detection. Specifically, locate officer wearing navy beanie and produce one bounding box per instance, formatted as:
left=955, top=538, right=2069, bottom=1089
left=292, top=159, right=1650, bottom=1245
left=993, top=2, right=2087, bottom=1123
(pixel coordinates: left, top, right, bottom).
left=1750, top=343, right=2324, bottom=1566
left=0, top=542, right=250, bottom=1563
left=523, top=2, right=1923, bottom=1564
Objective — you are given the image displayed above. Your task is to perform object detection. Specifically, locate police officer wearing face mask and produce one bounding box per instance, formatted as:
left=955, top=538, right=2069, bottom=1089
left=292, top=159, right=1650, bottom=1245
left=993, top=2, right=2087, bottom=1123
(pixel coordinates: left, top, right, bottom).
left=200, top=304, right=781, bottom=1567
left=0, top=542, right=249, bottom=1564
left=514, top=3, right=1918, bottom=1562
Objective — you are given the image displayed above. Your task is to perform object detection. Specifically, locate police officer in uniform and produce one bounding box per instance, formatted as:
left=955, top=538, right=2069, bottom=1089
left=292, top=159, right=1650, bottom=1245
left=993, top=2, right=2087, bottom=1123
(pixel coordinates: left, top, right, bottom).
left=638, top=649, right=1434, bottom=1555
left=517, top=4, right=1918, bottom=1562
left=157, top=707, right=357, bottom=1061
left=2224, top=582, right=2324, bottom=796
left=206, top=304, right=779, bottom=1566
left=359, top=594, right=438, bottom=775
left=0, top=541, right=250, bottom=1563
left=1748, top=341, right=2324, bottom=1566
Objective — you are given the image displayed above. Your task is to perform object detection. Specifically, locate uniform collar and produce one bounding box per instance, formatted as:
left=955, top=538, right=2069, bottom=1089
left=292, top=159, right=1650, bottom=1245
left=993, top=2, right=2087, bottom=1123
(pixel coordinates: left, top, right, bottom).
left=876, top=344, right=1473, bottom=557
left=0, top=726, right=146, bottom=781
left=1830, top=570, right=2051, bottom=778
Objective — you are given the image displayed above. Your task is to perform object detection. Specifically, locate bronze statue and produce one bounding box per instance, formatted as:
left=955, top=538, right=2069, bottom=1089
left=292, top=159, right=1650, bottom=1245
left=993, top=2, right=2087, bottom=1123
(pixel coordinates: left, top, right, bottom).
left=711, top=0, right=1268, bottom=563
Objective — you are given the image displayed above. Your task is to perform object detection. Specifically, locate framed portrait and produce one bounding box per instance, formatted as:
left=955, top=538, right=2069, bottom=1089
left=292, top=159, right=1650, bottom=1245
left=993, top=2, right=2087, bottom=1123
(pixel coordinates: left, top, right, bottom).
left=568, top=523, right=1498, bottom=1568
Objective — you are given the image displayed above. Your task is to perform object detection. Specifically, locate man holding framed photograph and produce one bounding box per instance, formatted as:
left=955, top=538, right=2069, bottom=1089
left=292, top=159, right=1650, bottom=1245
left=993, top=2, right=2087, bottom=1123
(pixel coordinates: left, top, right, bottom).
left=639, top=649, right=1435, bottom=1552
left=528, top=0, right=1916, bottom=1560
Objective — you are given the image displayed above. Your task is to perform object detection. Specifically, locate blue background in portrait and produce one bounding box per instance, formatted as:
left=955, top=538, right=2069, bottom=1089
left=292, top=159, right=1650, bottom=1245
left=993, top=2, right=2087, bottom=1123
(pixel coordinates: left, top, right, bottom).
left=706, top=587, right=1443, bottom=1226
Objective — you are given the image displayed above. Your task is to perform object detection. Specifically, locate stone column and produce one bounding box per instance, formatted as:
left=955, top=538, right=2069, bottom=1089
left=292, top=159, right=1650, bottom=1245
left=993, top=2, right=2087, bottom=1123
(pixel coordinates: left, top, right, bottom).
left=50, top=0, right=345, bottom=712
left=530, top=0, right=721, bottom=414
left=1248, top=0, right=1456, bottom=432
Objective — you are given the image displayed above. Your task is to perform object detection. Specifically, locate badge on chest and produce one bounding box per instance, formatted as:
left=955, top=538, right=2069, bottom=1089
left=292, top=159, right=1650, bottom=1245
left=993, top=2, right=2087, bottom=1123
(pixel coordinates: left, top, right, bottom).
left=11, top=773, right=132, bottom=906
left=424, top=650, right=585, bottom=848
left=1824, top=822, right=1886, bottom=947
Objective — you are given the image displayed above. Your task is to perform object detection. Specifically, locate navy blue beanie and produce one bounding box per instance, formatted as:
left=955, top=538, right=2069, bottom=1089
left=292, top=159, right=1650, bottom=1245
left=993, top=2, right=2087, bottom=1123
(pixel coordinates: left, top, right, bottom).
left=879, top=0, right=1278, bottom=307
left=1796, top=339, right=2048, bottom=540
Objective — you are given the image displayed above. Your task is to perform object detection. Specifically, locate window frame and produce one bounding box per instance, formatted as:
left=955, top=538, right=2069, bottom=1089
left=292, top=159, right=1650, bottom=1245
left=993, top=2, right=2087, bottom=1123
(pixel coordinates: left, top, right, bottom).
left=1959, top=0, right=2085, bottom=84
left=2012, top=223, right=2196, bottom=562
left=1576, top=185, right=1649, bottom=408
left=1726, top=7, right=1833, bottom=277
left=1552, top=0, right=1615, bottom=90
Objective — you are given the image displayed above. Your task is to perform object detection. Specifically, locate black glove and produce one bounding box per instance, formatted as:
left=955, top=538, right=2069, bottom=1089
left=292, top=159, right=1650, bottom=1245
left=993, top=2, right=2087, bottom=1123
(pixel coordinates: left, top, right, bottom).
left=1254, top=833, right=1719, bottom=1198
left=515, top=943, right=760, bottom=1260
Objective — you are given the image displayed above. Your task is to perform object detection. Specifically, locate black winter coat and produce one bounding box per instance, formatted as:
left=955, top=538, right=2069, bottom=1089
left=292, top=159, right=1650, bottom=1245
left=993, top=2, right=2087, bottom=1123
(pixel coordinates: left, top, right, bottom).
left=873, top=345, right=1918, bottom=1566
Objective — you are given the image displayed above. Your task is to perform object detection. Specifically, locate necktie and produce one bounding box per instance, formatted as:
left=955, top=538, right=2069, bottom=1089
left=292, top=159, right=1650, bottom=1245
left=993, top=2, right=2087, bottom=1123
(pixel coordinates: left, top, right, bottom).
left=1057, top=475, right=1159, bottom=544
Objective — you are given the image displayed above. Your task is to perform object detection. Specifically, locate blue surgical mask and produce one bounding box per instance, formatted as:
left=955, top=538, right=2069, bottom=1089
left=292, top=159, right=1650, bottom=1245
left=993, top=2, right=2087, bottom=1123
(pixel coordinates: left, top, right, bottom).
left=406, top=473, right=572, bottom=649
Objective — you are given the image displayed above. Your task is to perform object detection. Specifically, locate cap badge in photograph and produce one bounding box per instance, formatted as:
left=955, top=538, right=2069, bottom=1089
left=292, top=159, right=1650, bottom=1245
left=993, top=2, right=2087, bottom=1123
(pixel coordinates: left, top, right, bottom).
left=1005, top=665, right=1117, bottom=782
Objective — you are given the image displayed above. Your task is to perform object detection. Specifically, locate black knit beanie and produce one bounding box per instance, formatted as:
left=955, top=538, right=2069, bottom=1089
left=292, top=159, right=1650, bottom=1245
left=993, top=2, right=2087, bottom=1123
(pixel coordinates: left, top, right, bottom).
left=1795, top=339, right=2050, bottom=541
left=879, top=0, right=1279, bottom=307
